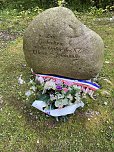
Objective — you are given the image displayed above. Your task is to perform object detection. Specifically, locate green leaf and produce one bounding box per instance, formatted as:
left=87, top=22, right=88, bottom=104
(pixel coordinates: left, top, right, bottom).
left=55, top=98, right=69, bottom=107
left=70, top=89, right=76, bottom=95
left=37, top=85, right=43, bottom=91
left=62, top=98, right=69, bottom=105
left=38, top=94, right=50, bottom=104
left=55, top=99, right=62, bottom=107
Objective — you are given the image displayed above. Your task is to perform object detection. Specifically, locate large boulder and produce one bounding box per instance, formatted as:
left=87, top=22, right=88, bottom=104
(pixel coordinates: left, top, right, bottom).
left=23, top=7, right=104, bottom=79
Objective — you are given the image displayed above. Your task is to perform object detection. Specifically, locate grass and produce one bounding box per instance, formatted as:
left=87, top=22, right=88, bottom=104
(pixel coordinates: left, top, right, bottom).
left=0, top=8, right=114, bottom=152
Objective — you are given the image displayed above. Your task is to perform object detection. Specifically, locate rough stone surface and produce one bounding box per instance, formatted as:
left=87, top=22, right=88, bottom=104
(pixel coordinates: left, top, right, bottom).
left=23, top=7, right=104, bottom=79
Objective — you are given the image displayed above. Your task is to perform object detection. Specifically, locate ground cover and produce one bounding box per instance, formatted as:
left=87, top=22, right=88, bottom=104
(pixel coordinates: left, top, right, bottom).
left=0, top=9, right=114, bottom=152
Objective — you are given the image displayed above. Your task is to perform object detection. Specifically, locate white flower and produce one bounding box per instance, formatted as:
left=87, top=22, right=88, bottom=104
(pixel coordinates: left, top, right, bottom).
left=28, top=79, right=34, bottom=84
left=25, top=90, right=33, bottom=97
left=56, top=93, right=64, bottom=99
left=30, top=86, right=36, bottom=91
left=75, top=93, right=81, bottom=102
left=35, top=76, right=44, bottom=85
left=67, top=94, right=73, bottom=101
left=50, top=94, right=57, bottom=101
left=72, top=85, right=81, bottom=92
left=18, top=74, right=25, bottom=85
left=31, top=68, right=33, bottom=73
left=44, top=80, right=56, bottom=91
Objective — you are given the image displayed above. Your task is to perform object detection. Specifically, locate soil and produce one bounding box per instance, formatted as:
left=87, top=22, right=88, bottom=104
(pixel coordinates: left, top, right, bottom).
left=0, top=30, right=20, bottom=49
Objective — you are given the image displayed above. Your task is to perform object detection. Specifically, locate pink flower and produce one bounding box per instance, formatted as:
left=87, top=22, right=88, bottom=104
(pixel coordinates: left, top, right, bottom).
left=64, top=81, right=74, bottom=86
left=55, top=79, right=62, bottom=85
left=63, top=88, right=69, bottom=93
left=35, top=76, right=44, bottom=85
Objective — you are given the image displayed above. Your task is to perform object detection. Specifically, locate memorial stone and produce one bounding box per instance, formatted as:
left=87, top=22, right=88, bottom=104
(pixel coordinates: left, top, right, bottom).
left=23, top=7, right=104, bottom=79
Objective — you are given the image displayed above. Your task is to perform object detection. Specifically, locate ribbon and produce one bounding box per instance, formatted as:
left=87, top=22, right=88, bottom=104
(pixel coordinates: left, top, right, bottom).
left=32, top=72, right=100, bottom=96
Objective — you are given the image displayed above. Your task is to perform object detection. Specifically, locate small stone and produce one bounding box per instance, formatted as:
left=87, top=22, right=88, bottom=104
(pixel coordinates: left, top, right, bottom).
left=101, top=90, right=111, bottom=97
left=97, top=143, right=100, bottom=146
left=18, top=115, right=22, bottom=119
left=104, top=102, right=108, bottom=105
left=29, top=112, right=33, bottom=115
left=22, top=64, right=26, bottom=68
left=18, top=74, right=25, bottom=85
left=103, top=78, right=113, bottom=85
left=37, top=139, right=40, bottom=144
left=110, top=16, right=114, bottom=22
left=0, top=96, right=3, bottom=104
left=95, top=111, right=100, bottom=115
left=105, top=61, right=110, bottom=64
left=25, top=90, right=33, bottom=97
left=109, top=126, right=112, bottom=129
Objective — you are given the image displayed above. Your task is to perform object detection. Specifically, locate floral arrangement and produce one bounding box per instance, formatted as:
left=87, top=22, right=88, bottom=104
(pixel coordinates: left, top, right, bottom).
left=36, top=76, right=82, bottom=108
left=25, top=72, right=100, bottom=118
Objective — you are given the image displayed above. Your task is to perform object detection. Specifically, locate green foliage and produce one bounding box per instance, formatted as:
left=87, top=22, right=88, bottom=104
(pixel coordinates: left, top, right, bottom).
left=0, top=0, right=113, bottom=11
left=38, top=93, right=50, bottom=104
left=55, top=98, right=69, bottom=107
left=65, top=0, right=114, bottom=11
left=89, top=7, right=104, bottom=16
left=0, top=7, right=43, bottom=36
left=0, top=0, right=58, bottom=10
left=65, top=0, right=92, bottom=11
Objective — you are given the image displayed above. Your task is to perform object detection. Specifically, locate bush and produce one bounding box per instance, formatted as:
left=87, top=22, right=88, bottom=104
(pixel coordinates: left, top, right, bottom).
left=89, top=7, right=104, bottom=16
left=0, top=0, right=58, bottom=10
left=0, top=0, right=114, bottom=11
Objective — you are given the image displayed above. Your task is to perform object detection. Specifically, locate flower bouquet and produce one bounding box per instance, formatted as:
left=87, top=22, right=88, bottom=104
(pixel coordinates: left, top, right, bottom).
left=28, top=73, right=100, bottom=117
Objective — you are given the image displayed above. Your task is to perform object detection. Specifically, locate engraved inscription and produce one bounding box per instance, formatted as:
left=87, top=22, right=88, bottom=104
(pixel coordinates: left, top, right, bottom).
left=32, top=34, right=82, bottom=58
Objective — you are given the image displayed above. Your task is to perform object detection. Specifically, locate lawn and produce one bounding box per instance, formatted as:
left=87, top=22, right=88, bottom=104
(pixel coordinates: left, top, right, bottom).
left=0, top=8, right=114, bottom=152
